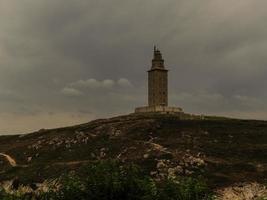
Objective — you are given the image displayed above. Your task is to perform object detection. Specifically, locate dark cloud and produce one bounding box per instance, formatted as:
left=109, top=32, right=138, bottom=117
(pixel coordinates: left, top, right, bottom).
left=1, top=0, right=267, bottom=134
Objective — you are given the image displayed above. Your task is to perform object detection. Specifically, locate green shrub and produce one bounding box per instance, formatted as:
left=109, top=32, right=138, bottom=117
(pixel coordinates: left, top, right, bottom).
left=158, top=177, right=213, bottom=200
left=0, top=160, right=213, bottom=200
left=54, top=160, right=157, bottom=200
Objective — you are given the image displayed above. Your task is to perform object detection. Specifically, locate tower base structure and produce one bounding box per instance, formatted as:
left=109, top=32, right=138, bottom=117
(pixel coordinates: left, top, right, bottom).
left=135, top=105, right=183, bottom=114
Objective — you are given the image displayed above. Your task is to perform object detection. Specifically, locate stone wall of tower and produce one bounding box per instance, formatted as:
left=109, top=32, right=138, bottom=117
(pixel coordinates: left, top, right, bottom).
left=148, top=69, right=168, bottom=107
left=135, top=47, right=183, bottom=114
left=148, top=47, right=168, bottom=107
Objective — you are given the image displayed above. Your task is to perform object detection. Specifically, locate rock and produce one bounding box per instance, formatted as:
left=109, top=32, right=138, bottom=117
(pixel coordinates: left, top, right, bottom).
left=90, top=153, right=96, bottom=158
left=143, top=154, right=149, bottom=159
left=99, top=148, right=107, bottom=158
left=216, top=182, right=267, bottom=200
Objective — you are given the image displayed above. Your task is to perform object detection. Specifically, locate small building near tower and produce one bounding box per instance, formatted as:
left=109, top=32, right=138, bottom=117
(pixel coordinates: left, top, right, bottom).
left=135, top=47, right=183, bottom=114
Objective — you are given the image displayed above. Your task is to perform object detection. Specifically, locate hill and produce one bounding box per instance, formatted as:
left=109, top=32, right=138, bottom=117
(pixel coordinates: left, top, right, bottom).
left=0, top=113, right=266, bottom=189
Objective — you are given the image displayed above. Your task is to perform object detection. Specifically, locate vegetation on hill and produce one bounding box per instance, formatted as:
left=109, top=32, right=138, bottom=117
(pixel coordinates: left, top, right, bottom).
left=0, top=113, right=267, bottom=198
left=0, top=160, right=213, bottom=200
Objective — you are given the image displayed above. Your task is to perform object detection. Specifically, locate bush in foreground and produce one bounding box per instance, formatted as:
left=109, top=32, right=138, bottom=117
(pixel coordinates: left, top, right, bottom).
left=0, top=160, right=213, bottom=200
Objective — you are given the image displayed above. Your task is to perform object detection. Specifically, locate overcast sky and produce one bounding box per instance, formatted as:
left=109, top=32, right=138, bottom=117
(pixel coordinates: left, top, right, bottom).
left=1, top=0, right=267, bottom=134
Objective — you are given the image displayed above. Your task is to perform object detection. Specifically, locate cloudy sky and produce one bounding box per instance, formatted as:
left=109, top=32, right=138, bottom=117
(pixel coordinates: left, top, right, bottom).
left=1, top=0, right=267, bottom=134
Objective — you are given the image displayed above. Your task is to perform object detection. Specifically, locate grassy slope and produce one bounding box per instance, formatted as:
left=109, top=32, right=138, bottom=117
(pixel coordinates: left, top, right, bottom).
left=0, top=113, right=266, bottom=187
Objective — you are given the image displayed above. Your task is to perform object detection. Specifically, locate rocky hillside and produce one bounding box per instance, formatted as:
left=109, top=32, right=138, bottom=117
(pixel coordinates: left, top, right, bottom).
left=0, top=113, right=267, bottom=189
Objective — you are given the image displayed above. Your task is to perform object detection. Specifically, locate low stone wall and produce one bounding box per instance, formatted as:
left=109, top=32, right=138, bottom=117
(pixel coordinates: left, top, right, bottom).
left=135, top=106, right=183, bottom=114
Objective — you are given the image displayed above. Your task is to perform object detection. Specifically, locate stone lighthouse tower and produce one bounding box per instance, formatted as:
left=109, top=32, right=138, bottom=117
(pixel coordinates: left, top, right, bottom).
left=135, top=47, right=182, bottom=113
left=148, top=46, right=168, bottom=107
